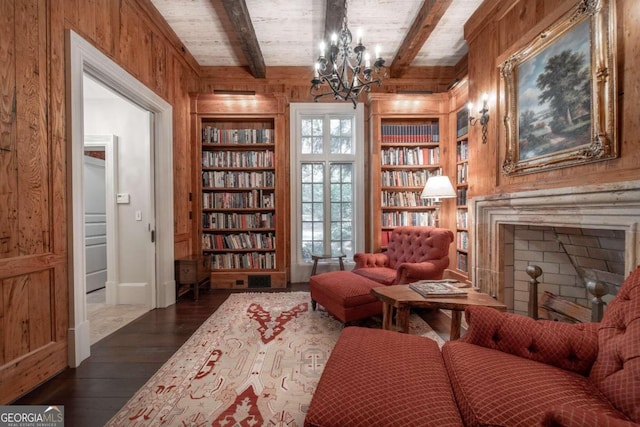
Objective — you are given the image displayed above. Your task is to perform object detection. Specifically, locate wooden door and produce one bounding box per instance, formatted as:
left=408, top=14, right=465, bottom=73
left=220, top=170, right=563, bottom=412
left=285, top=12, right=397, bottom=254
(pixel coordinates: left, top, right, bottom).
left=0, top=0, right=68, bottom=403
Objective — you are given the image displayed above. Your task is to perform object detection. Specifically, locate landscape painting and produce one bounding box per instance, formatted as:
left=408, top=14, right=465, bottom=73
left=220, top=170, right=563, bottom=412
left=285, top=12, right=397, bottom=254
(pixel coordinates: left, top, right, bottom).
left=499, top=0, right=617, bottom=175
left=517, top=19, right=590, bottom=161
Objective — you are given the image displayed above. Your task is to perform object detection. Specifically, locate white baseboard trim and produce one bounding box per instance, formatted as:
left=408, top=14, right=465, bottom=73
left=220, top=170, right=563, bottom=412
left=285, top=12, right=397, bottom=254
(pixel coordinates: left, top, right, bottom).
left=68, top=320, right=91, bottom=368
left=159, top=279, right=176, bottom=308
left=116, top=282, right=149, bottom=306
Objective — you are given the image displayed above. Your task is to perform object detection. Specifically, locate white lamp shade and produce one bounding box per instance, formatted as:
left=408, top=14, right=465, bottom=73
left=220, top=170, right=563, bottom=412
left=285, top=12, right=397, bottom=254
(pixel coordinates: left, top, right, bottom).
left=421, top=175, right=456, bottom=199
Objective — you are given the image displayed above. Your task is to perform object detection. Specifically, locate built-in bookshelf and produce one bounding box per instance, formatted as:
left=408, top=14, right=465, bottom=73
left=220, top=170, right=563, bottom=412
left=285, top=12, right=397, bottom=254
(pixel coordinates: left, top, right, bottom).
left=191, top=94, right=287, bottom=289
left=369, top=93, right=449, bottom=251
left=455, top=106, right=470, bottom=274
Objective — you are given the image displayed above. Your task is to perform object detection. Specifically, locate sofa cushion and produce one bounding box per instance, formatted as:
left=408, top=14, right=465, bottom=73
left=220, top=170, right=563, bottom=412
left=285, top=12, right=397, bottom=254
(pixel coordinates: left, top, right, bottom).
left=309, top=271, right=381, bottom=308
left=305, top=327, right=463, bottom=427
left=352, top=266, right=397, bottom=286
left=461, top=306, right=599, bottom=375
left=442, top=341, right=622, bottom=427
left=590, top=266, right=640, bottom=423
left=386, top=226, right=453, bottom=269
left=543, top=405, right=638, bottom=427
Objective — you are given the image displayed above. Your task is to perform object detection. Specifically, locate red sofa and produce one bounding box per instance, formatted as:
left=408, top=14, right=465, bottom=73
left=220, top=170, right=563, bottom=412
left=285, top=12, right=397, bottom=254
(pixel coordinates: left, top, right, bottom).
left=305, top=266, right=640, bottom=427
left=353, top=226, right=454, bottom=285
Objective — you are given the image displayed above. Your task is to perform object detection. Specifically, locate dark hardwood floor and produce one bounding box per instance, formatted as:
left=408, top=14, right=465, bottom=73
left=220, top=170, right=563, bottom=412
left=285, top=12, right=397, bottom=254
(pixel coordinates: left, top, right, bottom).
left=16, top=283, right=453, bottom=427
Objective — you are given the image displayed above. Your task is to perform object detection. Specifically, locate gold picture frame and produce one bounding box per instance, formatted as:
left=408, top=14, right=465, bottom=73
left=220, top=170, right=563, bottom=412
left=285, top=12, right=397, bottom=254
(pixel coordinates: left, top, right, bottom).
left=500, top=0, right=617, bottom=175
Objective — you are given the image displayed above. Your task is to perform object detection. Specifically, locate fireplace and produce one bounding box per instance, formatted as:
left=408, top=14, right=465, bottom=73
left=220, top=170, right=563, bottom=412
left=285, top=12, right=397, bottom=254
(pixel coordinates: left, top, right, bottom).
left=471, top=180, right=640, bottom=312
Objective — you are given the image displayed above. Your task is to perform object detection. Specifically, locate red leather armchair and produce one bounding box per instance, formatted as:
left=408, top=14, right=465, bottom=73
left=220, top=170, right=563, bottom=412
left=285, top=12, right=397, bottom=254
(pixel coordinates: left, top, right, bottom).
left=353, top=226, right=454, bottom=285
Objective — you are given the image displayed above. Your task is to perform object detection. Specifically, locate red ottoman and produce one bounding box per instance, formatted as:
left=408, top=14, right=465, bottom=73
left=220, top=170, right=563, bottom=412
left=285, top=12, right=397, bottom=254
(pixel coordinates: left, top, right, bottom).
left=305, top=327, right=463, bottom=427
left=309, top=271, right=383, bottom=323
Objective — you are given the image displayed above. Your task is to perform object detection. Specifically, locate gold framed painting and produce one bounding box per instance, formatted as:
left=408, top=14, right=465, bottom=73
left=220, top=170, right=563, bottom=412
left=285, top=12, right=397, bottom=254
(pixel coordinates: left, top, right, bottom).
left=500, top=0, right=617, bottom=175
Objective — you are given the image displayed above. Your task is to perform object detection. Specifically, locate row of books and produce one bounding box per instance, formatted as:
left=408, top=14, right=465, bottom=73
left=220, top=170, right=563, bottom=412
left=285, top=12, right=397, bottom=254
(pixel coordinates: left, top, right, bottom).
left=457, top=187, right=468, bottom=205
left=457, top=252, right=468, bottom=273
left=381, top=147, right=440, bottom=166
left=381, top=169, right=440, bottom=187
left=202, top=150, right=274, bottom=168
left=208, top=252, right=276, bottom=270
left=381, top=191, right=434, bottom=207
left=202, top=171, right=275, bottom=188
left=381, top=212, right=434, bottom=228
left=202, top=232, right=276, bottom=250
left=202, top=127, right=273, bottom=144
left=381, top=124, right=440, bottom=143
left=457, top=231, right=469, bottom=251
left=456, top=109, right=469, bottom=138
left=202, top=212, right=274, bottom=229
left=457, top=209, right=468, bottom=229
left=457, top=140, right=469, bottom=162
left=202, top=191, right=275, bottom=209
left=457, top=163, right=468, bottom=184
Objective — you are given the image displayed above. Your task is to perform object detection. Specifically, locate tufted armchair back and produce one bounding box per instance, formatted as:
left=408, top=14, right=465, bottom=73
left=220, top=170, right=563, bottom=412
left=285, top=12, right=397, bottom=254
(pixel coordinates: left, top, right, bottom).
left=589, top=265, right=640, bottom=423
left=386, top=226, right=454, bottom=269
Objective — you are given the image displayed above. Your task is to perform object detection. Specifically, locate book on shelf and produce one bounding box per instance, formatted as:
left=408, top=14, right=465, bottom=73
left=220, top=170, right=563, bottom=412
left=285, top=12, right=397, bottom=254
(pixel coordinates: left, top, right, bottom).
left=409, top=280, right=468, bottom=298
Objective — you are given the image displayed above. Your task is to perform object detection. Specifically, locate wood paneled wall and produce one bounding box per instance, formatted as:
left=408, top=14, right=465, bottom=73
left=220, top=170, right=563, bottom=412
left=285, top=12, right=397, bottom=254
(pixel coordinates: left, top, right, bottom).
left=465, top=0, right=640, bottom=198
left=0, top=0, right=198, bottom=404
left=198, top=65, right=462, bottom=101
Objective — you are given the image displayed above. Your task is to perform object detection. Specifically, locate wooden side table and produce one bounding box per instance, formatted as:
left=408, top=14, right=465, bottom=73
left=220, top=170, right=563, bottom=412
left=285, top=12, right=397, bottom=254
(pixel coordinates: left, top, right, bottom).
left=371, top=285, right=507, bottom=339
left=175, top=255, right=211, bottom=301
left=311, top=253, right=346, bottom=276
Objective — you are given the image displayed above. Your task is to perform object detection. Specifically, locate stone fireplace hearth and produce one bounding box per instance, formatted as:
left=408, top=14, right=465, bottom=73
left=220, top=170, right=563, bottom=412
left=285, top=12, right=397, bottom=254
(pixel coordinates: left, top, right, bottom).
left=471, top=180, right=640, bottom=309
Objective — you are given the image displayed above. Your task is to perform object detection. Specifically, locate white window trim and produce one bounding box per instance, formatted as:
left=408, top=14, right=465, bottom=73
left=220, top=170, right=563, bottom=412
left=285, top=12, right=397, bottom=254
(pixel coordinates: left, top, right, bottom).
left=289, top=103, right=365, bottom=282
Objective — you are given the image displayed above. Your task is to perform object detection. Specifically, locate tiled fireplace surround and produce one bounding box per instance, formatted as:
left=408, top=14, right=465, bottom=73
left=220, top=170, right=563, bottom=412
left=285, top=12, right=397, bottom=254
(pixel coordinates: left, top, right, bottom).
left=472, top=180, right=640, bottom=313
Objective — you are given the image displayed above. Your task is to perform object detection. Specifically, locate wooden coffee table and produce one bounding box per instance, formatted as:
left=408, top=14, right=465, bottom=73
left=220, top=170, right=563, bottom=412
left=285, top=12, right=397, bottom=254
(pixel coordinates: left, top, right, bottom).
left=371, top=285, right=507, bottom=339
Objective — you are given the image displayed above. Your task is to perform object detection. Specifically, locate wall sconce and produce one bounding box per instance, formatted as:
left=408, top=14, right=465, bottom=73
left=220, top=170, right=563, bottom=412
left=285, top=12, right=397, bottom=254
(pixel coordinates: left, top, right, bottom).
left=468, top=93, right=490, bottom=144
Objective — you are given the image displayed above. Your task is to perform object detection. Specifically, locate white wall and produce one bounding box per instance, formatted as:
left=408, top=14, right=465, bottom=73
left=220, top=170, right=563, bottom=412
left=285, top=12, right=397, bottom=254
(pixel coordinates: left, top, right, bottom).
left=83, top=77, right=152, bottom=299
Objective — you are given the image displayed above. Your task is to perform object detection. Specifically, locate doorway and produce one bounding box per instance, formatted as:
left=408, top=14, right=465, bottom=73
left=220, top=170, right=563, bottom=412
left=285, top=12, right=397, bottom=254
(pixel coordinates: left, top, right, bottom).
left=68, top=30, right=175, bottom=367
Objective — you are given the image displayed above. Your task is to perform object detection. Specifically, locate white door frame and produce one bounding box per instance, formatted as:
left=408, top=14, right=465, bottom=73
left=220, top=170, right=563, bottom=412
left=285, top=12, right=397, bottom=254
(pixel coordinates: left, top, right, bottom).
left=67, top=30, right=175, bottom=367
left=84, top=135, right=119, bottom=305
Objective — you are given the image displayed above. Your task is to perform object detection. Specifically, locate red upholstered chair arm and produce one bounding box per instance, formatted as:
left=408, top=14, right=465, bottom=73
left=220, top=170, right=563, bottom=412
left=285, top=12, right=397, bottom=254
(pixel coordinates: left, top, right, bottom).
left=460, top=306, right=599, bottom=375
left=353, top=252, right=390, bottom=268
left=395, top=258, right=450, bottom=284
left=543, top=406, right=639, bottom=427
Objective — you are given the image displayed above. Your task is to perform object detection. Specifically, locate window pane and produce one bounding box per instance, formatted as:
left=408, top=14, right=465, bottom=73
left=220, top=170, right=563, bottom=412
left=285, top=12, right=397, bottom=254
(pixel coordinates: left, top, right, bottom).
left=341, top=119, right=352, bottom=136
left=301, top=184, right=312, bottom=201
left=301, top=136, right=312, bottom=153
left=312, top=136, right=323, bottom=154
left=301, top=242, right=313, bottom=260
left=301, top=119, right=312, bottom=136
left=302, top=222, right=313, bottom=240
left=302, top=202, right=313, bottom=221
left=330, top=137, right=341, bottom=153
left=330, top=183, right=341, bottom=202
left=312, top=119, right=322, bottom=135
left=312, top=164, right=323, bottom=182
left=301, top=164, right=312, bottom=181
left=312, top=202, right=323, bottom=221
left=329, top=119, right=353, bottom=154
left=342, top=203, right=353, bottom=220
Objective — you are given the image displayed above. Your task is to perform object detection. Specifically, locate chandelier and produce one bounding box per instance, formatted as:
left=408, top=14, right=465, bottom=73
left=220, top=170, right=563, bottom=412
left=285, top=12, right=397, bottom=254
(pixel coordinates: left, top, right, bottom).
left=310, top=2, right=386, bottom=107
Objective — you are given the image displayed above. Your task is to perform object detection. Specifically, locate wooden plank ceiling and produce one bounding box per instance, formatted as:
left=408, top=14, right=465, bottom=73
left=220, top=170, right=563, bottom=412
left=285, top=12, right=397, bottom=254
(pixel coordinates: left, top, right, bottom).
left=150, top=0, right=484, bottom=78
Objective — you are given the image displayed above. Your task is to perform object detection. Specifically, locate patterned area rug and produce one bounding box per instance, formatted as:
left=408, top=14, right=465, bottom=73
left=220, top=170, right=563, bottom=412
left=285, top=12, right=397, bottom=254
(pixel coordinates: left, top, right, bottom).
left=106, top=291, right=443, bottom=426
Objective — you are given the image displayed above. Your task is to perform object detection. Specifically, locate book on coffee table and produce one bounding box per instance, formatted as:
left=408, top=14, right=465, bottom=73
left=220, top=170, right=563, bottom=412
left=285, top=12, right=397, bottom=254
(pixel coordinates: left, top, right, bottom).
left=409, top=280, right=468, bottom=298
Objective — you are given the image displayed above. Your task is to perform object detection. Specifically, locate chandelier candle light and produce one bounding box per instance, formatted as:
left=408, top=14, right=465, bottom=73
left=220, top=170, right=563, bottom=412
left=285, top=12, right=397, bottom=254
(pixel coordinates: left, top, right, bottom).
left=311, top=3, right=386, bottom=107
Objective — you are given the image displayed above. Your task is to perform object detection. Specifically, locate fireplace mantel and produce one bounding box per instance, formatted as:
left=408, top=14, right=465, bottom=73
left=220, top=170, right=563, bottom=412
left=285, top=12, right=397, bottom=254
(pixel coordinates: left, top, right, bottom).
left=471, top=180, right=640, bottom=301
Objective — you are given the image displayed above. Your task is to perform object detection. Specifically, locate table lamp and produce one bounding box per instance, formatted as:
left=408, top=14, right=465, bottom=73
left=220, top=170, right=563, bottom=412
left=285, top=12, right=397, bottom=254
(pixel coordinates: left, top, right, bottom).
left=421, top=175, right=456, bottom=227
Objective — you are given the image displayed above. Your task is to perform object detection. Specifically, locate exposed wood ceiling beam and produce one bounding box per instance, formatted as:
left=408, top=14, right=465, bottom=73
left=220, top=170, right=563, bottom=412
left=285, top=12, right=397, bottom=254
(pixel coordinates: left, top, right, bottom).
left=324, top=0, right=346, bottom=43
left=219, top=0, right=266, bottom=78
left=390, top=0, right=453, bottom=78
